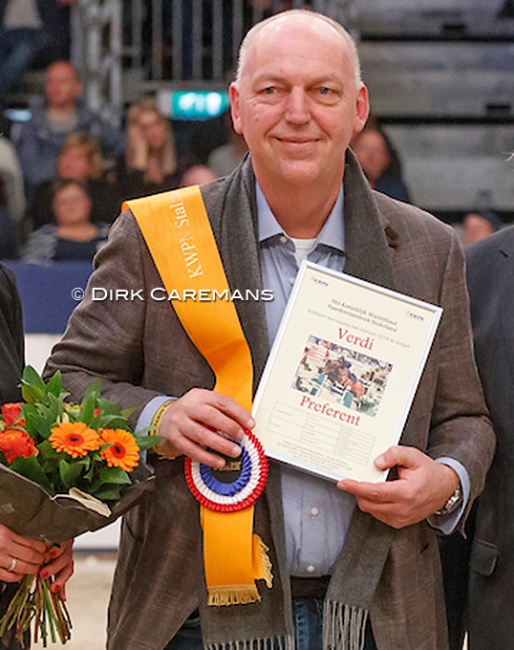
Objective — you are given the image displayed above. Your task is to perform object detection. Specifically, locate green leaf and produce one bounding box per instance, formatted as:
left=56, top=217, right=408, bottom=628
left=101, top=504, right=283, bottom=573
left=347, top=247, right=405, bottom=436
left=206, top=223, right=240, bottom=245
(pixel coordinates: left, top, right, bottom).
left=83, top=464, right=97, bottom=482
left=46, top=393, right=64, bottom=423
left=96, top=398, right=120, bottom=416
left=38, top=440, right=60, bottom=461
left=58, top=459, right=86, bottom=489
left=9, top=456, right=52, bottom=491
left=20, top=366, right=47, bottom=404
left=98, top=414, right=129, bottom=429
left=79, top=381, right=100, bottom=425
left=98, top=466, right=131, bottom=485
left=91, top=485, right=122, bottom=501
left=24, top=412, right=52, bottom=440
left=135, top=435, right=163, bottom=451
left=45, top=372, right=67, bottom=400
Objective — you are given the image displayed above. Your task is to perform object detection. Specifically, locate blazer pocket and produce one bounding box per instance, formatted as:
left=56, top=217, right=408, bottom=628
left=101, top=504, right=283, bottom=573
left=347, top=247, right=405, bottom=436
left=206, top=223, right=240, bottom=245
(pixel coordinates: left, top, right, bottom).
left=470, top=539, right=498, bottom=576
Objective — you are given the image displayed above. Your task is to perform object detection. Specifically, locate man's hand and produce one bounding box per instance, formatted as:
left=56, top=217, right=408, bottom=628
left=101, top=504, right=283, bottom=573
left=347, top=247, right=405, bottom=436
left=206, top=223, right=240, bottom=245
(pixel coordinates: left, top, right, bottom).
left=155, top=388, right=255, bottom=468
left=337, top=446, right=460, bottom=529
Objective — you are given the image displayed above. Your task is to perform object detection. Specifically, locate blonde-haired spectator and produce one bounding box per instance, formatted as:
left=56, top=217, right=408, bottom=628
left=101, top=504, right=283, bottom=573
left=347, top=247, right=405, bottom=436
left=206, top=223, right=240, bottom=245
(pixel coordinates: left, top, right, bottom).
left=116, top=98, right=180, bottom=201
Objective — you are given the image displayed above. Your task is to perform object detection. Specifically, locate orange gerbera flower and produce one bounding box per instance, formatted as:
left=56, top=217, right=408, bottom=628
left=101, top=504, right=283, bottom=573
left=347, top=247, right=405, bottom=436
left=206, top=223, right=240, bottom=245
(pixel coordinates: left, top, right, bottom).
left=0, top=429, right=38, bottom=464
left=100, top=429, right=140, bottom=472
left=49, top=422, right=101, bottom=458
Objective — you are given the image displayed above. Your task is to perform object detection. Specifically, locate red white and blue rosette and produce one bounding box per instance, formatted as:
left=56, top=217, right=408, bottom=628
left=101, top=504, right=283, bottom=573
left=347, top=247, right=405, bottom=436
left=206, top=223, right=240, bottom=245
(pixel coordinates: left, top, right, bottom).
left=184, top=428, right=268, bottom=512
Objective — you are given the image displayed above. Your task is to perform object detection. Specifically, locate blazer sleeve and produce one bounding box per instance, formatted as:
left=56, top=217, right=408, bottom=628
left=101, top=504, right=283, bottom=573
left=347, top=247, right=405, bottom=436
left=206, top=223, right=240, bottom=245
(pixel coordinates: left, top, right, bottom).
left=44, top=211, right=164, bottom=426
left=425, top=232, right=495, bottom=514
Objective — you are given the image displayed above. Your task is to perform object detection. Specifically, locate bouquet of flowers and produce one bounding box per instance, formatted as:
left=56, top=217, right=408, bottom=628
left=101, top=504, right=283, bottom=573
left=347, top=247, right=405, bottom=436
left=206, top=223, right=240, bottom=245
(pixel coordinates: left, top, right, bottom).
left=0, top=366, right=160, bottom=647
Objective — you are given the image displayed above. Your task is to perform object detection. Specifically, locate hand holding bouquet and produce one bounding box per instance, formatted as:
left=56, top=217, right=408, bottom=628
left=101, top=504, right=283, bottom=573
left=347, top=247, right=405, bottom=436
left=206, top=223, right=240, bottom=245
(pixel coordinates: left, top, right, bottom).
left=0, top=367, right=160, bottom=647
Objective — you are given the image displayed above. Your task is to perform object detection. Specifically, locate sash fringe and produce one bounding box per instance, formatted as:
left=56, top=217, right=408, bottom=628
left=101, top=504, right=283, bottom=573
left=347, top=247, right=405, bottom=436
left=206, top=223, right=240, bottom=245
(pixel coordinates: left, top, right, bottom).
left=206, top=635, right=294, bottom=650
left=255, top=535, right=273, bottom=589
left=323, top=600, right=369, bottom=650
left=208, top=584, right=261, bottom=607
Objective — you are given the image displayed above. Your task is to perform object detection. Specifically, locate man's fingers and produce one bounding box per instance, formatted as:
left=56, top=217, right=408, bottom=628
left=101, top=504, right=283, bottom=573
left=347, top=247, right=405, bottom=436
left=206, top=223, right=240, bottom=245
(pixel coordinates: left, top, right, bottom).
left=374, top=445, right=423, bottom=471
left=158, top=389, right=254, bottom=466
left=338, top=478, right=398, bottom=503
left=180, top=389, right=255, bottom=431
left=170, top=421, right=241, bottom=460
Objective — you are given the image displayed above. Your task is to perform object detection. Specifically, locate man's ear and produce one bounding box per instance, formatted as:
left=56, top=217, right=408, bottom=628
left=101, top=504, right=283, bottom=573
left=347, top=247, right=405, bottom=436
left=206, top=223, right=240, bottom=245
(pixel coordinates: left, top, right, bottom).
left=353, top=84, right=370, bottom=135
left=229, top=83, right=243, bottom=135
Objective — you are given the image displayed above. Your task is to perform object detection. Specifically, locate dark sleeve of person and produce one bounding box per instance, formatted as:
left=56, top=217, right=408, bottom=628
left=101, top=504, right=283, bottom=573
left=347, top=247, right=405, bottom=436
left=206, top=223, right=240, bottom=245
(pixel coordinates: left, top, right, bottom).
left=0, top=263, right=24, bottom=403
left=88, top=179, right=123, bottom=226
left=0, top=264, right=26, bottom=648
left=25, top=181, right=54, bottom=232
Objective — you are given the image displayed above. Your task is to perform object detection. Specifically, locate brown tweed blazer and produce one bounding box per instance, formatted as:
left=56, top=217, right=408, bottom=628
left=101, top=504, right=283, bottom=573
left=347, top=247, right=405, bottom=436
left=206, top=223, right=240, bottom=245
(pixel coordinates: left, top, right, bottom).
left=45, top=153, right=495, bottom=650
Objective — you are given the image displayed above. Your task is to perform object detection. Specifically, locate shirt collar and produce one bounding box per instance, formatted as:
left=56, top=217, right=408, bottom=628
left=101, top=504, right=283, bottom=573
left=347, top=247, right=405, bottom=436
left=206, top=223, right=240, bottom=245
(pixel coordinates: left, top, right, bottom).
left=256, top=181, right=345, bottom=254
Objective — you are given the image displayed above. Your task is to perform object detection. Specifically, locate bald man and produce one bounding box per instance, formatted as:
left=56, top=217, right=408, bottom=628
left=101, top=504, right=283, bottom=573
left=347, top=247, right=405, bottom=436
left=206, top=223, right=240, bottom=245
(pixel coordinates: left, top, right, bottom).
left=46, top=10, right=494, bottom=650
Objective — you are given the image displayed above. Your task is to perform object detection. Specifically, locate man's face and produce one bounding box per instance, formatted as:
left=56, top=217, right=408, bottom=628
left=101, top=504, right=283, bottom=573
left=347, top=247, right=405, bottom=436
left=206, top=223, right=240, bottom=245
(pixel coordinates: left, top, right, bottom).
left=230, top=16, right=369, bottom=189
left=463, top=214, right=494, bottom=244
left=45, top=63, right=81, bottom=109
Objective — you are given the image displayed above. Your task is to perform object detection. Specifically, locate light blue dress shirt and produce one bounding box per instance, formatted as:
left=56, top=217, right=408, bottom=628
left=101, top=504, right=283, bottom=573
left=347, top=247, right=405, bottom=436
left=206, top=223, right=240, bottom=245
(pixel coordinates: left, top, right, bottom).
left=137, top=180, right=470, bottom=577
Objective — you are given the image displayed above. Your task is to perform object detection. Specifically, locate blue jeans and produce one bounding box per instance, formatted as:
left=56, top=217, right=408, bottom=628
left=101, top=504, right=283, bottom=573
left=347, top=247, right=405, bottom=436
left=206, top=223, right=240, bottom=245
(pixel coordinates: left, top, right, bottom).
left=165, top=598, right=378, bottom=650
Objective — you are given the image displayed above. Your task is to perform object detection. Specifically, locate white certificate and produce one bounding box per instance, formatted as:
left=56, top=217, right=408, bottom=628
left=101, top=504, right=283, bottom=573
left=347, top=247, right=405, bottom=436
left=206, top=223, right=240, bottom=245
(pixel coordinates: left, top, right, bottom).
left=252, top=261, right=443, bottom=483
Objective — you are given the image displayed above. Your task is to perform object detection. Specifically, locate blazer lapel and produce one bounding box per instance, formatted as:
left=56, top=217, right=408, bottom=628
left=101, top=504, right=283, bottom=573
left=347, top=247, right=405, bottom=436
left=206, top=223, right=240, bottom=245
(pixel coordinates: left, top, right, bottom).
left=343, top=150, right=396, bottom=293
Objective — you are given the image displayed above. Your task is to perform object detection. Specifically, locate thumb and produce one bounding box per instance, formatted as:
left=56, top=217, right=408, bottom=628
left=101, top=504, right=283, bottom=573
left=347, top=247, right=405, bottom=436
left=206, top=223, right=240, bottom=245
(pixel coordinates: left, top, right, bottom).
left=374, top=445, right=422, bottom=471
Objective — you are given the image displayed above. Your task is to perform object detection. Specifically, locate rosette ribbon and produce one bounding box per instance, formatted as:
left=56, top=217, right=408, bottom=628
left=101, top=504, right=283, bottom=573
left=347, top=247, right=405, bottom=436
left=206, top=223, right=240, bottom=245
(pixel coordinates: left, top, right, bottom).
left=125, top=186, right=272, bottom=606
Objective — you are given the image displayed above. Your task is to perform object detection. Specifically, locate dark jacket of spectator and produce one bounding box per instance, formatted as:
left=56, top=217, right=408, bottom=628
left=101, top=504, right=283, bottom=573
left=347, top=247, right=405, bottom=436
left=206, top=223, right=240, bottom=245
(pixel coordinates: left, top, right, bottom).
left=21, top=178, right=109, bottom=264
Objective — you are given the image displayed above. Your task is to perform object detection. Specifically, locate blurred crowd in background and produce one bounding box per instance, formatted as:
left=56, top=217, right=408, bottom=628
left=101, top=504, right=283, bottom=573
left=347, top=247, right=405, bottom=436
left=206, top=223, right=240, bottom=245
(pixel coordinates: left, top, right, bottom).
left=0, top=0, right=510, bottom=266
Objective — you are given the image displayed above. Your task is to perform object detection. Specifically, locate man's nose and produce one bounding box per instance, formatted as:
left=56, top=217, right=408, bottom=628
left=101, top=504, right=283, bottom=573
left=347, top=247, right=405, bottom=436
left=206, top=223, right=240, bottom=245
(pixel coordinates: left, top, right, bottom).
left=284, top=88, right=310, bottom=124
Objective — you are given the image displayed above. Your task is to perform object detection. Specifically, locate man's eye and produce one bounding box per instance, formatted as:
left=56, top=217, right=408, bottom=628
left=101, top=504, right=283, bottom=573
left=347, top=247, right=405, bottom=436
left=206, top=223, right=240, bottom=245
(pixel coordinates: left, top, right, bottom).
left=319, top=87, right=331, bottom=95
left=263, top=87, right=275, bottom=94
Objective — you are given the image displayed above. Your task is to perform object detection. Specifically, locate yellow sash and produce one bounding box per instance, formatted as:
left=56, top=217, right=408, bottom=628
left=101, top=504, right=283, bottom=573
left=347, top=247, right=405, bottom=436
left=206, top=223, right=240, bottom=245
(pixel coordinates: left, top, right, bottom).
left=125, top=186, right=272, bottom=605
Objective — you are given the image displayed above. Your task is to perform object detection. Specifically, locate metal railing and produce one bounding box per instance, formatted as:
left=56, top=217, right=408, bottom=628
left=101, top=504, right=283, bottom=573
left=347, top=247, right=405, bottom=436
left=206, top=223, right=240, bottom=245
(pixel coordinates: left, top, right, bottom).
left=70, top=0, right=357, bottom=124
left=70, top=0, right=123, bottom=124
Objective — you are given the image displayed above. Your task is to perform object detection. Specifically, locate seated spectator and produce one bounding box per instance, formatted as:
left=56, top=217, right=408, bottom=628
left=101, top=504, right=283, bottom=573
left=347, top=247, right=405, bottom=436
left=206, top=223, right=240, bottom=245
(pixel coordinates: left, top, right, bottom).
left=351, top=125, right=411, bottom=203
left=22, top=178, right=108, bottom=264
left=26, top=133, right=121, bottom=233
left=0, top=175, right=17, bottom=259
left=0, top=134, right=25, bottom=224
left=12, top=60, right=124, bottom=193
left=462, top=209, right=502, bottom=245
left=180, top=164, right=216, bottom=187
left=0, top=0, right=73, bottom=106
left=207, top=111, right=248, bottom=177
left=116, top=98, right=180, bottom=201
